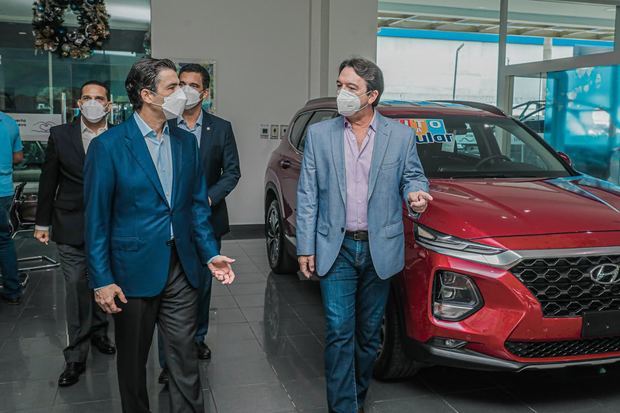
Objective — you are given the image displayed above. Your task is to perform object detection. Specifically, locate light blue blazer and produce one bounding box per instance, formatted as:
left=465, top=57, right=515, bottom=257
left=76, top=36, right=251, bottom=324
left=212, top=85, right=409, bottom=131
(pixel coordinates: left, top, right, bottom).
left=296, top=112, right=429, bottom=279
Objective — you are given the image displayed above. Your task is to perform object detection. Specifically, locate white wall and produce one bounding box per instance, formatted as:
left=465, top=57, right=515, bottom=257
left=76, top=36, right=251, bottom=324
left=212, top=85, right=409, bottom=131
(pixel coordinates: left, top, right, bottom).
left=151, top=0, right=310, bottom=225
left=326, top=0, right=378, bottom=91
left=151, top=0, right=378, bottom=225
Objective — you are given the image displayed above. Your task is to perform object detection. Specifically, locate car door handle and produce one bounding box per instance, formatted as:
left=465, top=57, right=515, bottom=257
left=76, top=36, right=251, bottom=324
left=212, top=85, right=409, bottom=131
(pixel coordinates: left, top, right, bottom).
left=279, top=160, right=291, bottom=169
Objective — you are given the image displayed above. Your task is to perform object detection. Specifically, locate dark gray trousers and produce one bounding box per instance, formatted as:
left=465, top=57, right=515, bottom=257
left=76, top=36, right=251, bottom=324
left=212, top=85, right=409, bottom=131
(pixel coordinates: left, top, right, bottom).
left=114, top=247, right=203, bottom=413
left=56, top=243, right=109, bottom=363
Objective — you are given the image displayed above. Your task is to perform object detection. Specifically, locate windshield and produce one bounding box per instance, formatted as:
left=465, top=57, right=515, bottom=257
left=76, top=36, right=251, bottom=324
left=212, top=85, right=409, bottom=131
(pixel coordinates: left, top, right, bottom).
left=391, top=115, right=572, bottom=179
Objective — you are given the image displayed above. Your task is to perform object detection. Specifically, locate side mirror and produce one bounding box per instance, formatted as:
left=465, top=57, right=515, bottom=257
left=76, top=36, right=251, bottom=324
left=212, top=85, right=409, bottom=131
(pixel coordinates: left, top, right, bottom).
left=557, top=151, right=572, bottom=166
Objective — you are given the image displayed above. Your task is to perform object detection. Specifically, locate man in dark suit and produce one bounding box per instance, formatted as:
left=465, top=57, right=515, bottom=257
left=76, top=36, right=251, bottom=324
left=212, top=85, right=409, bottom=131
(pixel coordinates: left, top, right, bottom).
left=85, top=58, right=236, bottom=413
left=34, top=80, right=116, bottom=387
left=157, top=63, right=240, bottom=383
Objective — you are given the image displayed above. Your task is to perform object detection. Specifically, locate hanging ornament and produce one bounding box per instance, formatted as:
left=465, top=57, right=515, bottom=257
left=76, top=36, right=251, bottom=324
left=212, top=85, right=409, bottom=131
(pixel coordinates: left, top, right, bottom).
left=32, top=0, right=110, bottom=60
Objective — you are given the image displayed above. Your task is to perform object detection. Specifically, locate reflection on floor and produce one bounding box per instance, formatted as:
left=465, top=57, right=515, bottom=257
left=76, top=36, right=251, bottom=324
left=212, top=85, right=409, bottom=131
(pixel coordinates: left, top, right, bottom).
left=2, top=238, right=620, bottom=412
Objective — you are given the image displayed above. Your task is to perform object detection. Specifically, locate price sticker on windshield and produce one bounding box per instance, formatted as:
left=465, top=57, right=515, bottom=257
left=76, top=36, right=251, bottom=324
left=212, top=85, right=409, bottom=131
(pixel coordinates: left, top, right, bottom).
left=398, top=118, right=454, bottom=144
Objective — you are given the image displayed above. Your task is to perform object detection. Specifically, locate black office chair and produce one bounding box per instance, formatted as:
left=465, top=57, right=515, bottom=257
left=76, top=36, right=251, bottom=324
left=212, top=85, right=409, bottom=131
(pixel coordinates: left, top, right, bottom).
left=9, top=182, right=59, bottom=272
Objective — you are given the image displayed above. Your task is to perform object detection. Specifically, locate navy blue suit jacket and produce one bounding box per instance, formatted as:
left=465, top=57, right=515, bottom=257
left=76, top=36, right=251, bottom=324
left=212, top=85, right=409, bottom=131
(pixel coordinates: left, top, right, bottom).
left=84, top=116, right=219, bottom=297
left=169, top=111, right=240, bottom=238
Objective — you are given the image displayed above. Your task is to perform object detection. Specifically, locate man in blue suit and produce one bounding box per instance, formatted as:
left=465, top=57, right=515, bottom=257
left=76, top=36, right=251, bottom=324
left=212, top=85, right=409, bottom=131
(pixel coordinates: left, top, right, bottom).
left=84, top=58, right=236, bottom=413
left=296, top=58, right=432, bottom=413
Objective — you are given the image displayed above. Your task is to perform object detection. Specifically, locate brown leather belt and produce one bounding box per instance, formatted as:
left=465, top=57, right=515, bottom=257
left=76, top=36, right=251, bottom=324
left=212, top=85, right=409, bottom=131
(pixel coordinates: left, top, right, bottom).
left=345, top=230, right=369, bottom=241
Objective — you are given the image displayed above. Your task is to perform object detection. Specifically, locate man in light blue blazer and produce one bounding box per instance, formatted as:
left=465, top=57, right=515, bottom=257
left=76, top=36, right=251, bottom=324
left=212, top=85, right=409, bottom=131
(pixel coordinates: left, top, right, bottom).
left=85, top=58, right=236, bottom=413
left=296, top=58, right=432, bottom=413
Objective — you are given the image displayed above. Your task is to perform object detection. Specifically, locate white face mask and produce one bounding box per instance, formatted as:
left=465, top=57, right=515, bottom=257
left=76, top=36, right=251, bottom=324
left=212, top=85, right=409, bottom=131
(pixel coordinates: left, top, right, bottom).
left=181, top=85, right=203, bottom=110
left=151, top=88, right=188, bottom=120
left=337, top=88, right=372, bottom=117
left=80, top=100, right=108, bottom=123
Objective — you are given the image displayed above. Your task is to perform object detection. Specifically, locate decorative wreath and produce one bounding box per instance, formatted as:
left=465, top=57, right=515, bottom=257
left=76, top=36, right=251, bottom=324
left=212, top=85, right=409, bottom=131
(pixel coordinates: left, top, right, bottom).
left=32, top=0, right=111, bottom=59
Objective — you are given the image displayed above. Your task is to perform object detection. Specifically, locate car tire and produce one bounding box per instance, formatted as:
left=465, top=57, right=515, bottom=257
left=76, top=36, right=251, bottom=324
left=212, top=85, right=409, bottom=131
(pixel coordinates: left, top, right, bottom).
left=265, top=198, right=298, bottom=274
left=374, top=291, right=422, bottom=380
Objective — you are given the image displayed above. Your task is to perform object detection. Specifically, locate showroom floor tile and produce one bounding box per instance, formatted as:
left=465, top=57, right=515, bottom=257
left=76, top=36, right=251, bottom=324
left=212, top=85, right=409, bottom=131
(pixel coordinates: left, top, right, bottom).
left=2, top=237, right=620, bottom=412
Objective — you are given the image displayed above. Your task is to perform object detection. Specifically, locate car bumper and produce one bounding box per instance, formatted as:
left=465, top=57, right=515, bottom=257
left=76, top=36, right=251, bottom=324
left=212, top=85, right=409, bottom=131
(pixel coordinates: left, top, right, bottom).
left=406, top=338, right=620, bottom=372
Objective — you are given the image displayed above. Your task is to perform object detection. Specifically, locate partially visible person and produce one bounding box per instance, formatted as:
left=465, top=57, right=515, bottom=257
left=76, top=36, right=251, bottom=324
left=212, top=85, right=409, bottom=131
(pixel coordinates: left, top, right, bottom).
left=0, top=111, right=24, bottom=304
left=296, top=57, right=431, bottom=413
left=157, top=63, right=241, bottom=385
left=34, top=80, right=116, bottom=387
left=85, top=58, right=236, bottom=413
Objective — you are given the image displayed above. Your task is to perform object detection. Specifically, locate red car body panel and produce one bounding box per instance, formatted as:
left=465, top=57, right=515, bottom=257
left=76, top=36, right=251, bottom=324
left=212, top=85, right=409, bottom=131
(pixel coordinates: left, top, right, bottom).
left=422, top=179, right=620, bottom=239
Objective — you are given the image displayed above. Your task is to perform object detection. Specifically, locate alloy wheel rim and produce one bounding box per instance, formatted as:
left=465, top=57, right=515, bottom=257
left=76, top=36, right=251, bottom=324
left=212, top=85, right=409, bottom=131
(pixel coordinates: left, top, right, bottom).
left=266, top=205, right=281, bottom=266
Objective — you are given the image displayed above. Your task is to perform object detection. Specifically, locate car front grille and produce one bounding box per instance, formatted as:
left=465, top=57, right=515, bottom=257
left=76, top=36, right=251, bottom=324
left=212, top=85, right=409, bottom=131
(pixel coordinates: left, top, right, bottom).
left=506, top=337, right=620, bottom=358
left=510, top=255, right=620, bottom=317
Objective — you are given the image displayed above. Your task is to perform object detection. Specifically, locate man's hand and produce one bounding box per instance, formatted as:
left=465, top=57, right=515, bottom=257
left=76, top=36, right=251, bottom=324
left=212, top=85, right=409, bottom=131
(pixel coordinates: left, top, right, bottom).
left=208, top=256, right=236, bottom=285
left=408, top=191, right=433, bottom=214
left=33, top=229, right=50, bottom=245
left=94, top=283, right=127, bottom=314
left=298, top=255, right=315, bottom=279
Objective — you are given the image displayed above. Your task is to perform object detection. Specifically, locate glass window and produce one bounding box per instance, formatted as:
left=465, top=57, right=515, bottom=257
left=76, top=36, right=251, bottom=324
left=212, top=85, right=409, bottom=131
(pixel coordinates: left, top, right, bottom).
left=288, top=112, right=312, bottom=149
left=298, top=110, right=337, bottom=152
left=13, top=141, right=48, bottom=183
left=393, top=115, right=571, bottom=179
left=453, top=129, right=481, bottom=159
left=507, top=1, right=616, bottom=65
left=545, top=65, right=620, bottom=183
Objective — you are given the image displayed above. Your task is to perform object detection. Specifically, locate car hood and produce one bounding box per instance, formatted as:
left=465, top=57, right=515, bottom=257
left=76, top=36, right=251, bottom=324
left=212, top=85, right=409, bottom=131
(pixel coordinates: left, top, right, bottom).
left=419, top=175, right=620, bottom=239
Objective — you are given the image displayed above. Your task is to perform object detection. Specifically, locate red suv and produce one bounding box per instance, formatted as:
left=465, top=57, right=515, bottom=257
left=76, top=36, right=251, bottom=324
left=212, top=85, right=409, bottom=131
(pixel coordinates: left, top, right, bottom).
left=264, top=98, right=620, bottom=379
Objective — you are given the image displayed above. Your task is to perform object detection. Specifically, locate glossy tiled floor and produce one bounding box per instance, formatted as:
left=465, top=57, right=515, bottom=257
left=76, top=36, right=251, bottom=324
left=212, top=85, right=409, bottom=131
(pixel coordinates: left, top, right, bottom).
left=2, top=237, right=620, bottom=412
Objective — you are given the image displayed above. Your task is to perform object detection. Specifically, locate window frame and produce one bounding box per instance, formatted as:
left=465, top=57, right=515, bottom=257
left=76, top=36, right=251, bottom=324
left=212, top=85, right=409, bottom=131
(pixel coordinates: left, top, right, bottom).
left=296, top=110, right=338, bottom=153
left=287, top=111, right=313, bottom=153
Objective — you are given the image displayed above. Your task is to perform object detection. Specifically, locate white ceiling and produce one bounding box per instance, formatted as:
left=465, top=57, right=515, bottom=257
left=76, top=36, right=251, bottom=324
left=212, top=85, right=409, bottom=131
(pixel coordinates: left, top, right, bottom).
left=0, top=0, right=150, bottom=30
left=382, top=0, right=619, bottom=17
left=379, top=0, right=618, bottom=39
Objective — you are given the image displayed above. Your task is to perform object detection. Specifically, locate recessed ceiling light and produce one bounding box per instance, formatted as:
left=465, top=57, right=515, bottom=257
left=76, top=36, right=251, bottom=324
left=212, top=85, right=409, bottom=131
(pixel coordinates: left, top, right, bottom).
left=18, top=31, right=27, bottom=35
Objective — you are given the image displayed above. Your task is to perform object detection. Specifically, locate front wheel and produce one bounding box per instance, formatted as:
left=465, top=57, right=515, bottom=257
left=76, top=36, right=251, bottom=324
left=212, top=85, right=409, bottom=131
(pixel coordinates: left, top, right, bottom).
left=374, top=292, right=423, bottom=380
left=265, top=199, right=298, bottom=274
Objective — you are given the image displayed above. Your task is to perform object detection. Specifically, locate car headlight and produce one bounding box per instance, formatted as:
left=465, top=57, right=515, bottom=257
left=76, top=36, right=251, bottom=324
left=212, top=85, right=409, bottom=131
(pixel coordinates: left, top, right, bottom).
left=414, top=224, right=520, bottom=268
left=433, top=271, right=483, bottom=321
left=415, top=224, right=504, bottom=254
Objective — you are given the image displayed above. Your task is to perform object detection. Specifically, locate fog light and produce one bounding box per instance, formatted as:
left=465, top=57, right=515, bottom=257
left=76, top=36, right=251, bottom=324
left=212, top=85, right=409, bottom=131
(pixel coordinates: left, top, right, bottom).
left=430, top=337, right=468, bottom=349
left=433, top=271, right=483, bottom=321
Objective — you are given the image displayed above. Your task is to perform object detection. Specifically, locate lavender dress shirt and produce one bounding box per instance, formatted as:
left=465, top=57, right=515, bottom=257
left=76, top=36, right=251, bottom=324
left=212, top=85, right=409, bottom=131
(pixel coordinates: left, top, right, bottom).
left=344, top=112, right=378, bottom=232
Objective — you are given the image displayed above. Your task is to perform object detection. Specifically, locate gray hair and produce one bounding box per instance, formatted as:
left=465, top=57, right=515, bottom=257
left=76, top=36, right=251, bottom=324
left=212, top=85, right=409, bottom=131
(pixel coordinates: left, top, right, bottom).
left=339, top=57, right=384, bottom=107
left=125, top=58, right=177, bottom=110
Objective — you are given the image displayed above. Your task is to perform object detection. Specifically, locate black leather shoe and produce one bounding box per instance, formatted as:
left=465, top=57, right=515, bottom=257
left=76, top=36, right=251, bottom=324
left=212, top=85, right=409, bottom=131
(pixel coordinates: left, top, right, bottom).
left=196, top=341, right=211, bottom=360
left=91, top=336, right=116, bottom=355
left=158, top=368, right=169, bottom=385
left=0, top=294, right=21, bottom=305
left=58, top=362, right=85, bottom=387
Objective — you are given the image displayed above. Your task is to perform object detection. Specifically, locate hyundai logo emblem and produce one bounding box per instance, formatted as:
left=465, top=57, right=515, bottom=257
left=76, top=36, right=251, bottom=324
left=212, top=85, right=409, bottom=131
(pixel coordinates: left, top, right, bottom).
left=590, top=264, right=620, bottom=285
